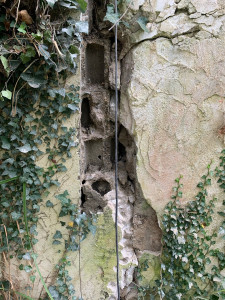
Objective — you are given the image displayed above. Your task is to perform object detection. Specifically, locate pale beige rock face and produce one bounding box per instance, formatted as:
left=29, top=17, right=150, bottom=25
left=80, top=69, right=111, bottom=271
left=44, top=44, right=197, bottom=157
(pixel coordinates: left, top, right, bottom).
left=120, top=2, right=225, bottom=216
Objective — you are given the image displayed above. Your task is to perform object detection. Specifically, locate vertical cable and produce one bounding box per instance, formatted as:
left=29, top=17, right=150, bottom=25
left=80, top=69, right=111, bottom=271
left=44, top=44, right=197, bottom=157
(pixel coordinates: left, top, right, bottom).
left=114, top=0, right=120, bottom=299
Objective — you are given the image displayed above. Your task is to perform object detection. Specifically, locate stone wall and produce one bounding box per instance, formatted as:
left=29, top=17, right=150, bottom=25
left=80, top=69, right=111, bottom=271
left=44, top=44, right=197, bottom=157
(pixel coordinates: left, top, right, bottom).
left=11, top=1, right=225, bottom=299
left=78, top=0, right=225, bottom=298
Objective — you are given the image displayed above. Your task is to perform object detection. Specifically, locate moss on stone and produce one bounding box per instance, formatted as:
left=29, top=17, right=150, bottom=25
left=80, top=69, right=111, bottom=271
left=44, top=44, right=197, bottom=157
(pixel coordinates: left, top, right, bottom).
left=138, top=252, right=161, bottom=286
left=94, top=208, right=120, bottom=285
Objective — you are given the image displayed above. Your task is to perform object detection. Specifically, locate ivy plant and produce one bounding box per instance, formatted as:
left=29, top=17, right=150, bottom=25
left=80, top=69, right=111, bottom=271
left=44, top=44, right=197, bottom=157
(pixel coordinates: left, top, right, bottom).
left=136, top=158, right=225, bottom=300
left=0, top=0, right=96, bottom=299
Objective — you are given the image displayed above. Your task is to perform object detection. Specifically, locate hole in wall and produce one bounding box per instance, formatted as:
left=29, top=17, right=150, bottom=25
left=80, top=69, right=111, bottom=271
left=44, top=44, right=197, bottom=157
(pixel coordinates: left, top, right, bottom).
left=110, top=137, right=127, bottom=163
left=97, top=205, right=103, bottom=211
left=110, top=138, right=115, bottom=163
left=92, top=180, right=111, bottom=196
left=85, top=44, right=104, bottom=84
left=85, top=139, right=103, bottom=169
left=95, top=0, right=103, bottom=6
left=92, top=0, right=107, bottom=31
left=81, top=97, right=92, bottom=129
left=81, top=188, right=86, bottom=207
left=118, top=142, right=126, bottom=162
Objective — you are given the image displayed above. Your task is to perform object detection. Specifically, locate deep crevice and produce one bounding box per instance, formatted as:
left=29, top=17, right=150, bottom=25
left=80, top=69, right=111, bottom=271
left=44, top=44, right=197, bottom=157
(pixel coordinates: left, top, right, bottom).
left=80, top=6, right=162, bottom=297
left=80, top=188, right=86, bottom=207
left=81, top=97, right=92, bottom=129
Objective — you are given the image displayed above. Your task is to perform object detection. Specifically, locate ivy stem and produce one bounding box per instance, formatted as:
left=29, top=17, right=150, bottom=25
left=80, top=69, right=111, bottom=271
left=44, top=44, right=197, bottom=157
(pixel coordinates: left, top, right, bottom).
left=12, top=59, right=38, bottom=116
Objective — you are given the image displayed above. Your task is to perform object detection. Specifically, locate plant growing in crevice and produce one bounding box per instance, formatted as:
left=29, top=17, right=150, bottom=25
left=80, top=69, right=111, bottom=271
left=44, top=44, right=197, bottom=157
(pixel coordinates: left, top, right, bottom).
left=104, top=1, right=149, bottom=32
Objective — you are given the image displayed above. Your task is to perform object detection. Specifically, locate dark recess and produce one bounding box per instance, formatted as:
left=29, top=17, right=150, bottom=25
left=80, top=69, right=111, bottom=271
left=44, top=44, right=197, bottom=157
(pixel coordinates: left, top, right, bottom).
left=92, top=180, right=111, bottom=196
left=81, top=188, right=86, bottom=207
left=85, top=139, right=103, bottom=169
left=110, top=138, right=127, bottom=163
left=86, top=44, right=104, bottom=84
left=81, top=97, right=92, bottom=129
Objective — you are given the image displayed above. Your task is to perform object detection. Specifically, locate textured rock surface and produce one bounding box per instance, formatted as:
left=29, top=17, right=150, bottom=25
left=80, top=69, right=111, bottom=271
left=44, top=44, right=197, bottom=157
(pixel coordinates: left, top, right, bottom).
left=120, top=1, right=225, bottom=215
left=77, top=0, right=225, bottom=297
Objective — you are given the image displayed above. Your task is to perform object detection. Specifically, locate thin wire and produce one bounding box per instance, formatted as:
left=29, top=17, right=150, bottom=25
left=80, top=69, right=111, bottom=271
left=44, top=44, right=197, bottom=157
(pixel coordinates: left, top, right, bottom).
left=114, top=0, right=120, bottom=298
left=79, top=234, right=83, bottom=299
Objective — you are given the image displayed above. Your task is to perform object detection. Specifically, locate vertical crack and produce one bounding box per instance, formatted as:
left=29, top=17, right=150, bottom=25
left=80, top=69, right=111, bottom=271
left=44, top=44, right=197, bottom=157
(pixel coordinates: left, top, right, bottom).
left=80, top=1, right=162, bottom=298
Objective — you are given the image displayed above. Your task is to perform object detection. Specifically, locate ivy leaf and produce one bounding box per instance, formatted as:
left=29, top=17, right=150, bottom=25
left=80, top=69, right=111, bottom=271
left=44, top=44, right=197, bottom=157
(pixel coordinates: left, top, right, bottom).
left=52, top=240, right=62, bottom=245
left=20, top=46, right=36, bottom=64
left=218, top=226, right=225, bottom=236
left=137, top=16, right=149, bottom=32
left=30, top=275, right=36, bottom=283
left=31, top=31, right=43, bottom=41
left=49, top=286, right=59, bottom=298
left=1, top=136, right=10, bottom=150
left=1, top=89, right=12, bottom=99
left=38, top=44, right=50, bottom=60
left=218, top=211, right=225, bottom=217
left=55, top=190, right=69, bottom=204
left=0, top=55, right=8, bottom=69
left=88, top=224, right=96, bottom=235
left=9, top=59, right=21, bottom=71
left=20, top=73, right=47, bottom=88
left=24, top=265, right=32, bottom=273
left=53, top=230, right=62, bottom=239
left=23, top=253, right=31, bottom=260
left=68, top=103, right=78, bottom=111
left=2, top=169, right=17, bottom=178
left=18, top=22, right=27, bottom=34
left=75, top=21, right=88, bottom=34
left=58, top=0, right=77, bottom=8
left=46, top=200, right=54, bottom=207
left=56, top=88, right=66, bottom=97
left=24, top=114, right=34, bottom=122
left=69, top=45, right=79, bottom=54
left=46, top=0, right=58, bottom=7
left=11, top=211, right=22, bottom=220
left=76, top=0, right=87, bottom=13
left=51, top=180, right=60, bottom=187
left=17, top=144, right=32, bottom=153
left=0, top=55, right=9, bottom=75
left=104, top=5, right=120, bottom=24
left=62, top=26, right=74, bottom=36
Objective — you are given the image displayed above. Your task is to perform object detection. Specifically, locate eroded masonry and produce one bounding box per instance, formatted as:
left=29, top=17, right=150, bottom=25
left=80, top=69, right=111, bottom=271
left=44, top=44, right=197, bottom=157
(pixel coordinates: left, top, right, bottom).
left=80, top=1, right=162, bottom=298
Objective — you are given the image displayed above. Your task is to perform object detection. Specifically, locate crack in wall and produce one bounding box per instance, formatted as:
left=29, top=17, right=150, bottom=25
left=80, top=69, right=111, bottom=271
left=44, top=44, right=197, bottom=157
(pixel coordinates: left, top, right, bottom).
left=80, top=1, right=162, bottom=298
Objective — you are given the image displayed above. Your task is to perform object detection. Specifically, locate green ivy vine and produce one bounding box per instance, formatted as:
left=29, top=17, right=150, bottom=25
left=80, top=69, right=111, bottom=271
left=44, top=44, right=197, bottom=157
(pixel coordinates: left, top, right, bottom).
left=0, top=0, right=96, bottom=299
left=136, top=155, right=225, bottom=300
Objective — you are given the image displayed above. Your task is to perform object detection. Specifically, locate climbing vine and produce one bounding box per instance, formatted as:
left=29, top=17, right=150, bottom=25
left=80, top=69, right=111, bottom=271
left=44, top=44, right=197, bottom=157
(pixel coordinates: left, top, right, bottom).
left=0, top=0, right=96, bottom=299
left=136, top=155, right=225, bottom=300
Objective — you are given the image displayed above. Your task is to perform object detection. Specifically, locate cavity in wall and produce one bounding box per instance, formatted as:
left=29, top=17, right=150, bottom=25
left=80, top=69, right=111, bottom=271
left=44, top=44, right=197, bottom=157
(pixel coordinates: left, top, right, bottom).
left=80, top=1, right=162, bottom=298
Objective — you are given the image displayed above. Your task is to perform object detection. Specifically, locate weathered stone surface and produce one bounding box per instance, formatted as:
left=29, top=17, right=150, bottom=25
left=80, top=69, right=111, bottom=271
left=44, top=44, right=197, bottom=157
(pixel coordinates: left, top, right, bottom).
left=118, top=0, right=225, bottom=55
left=190, top=0, right=219, bottom=14
left=120, top=27, right=225, bottom=216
